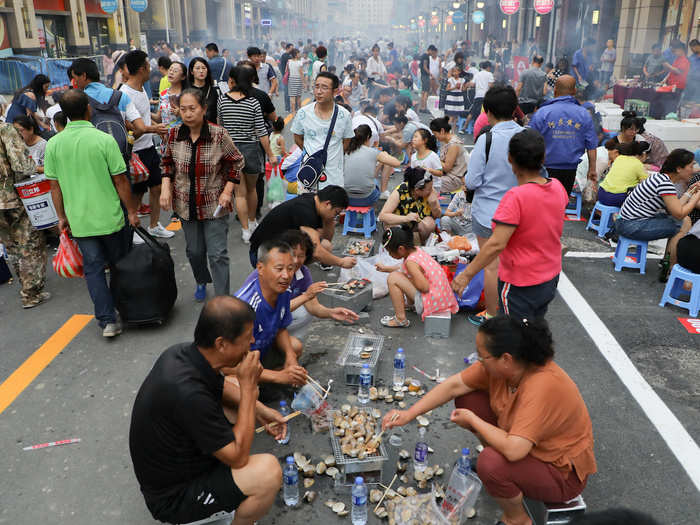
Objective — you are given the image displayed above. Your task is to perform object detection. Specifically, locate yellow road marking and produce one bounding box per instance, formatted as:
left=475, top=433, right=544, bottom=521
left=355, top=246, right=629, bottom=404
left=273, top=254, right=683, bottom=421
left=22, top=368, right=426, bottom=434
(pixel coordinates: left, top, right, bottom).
left=283, top=98, right=312, bottom=125
left=0, top=314, right=93, bottom=415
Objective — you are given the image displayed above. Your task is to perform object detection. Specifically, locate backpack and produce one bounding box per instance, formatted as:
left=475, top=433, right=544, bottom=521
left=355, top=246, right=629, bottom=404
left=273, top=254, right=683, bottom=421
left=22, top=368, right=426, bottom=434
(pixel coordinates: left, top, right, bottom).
left=87, top=90, right=130, bottom=162
left=297, top=105, right=338, bottom=191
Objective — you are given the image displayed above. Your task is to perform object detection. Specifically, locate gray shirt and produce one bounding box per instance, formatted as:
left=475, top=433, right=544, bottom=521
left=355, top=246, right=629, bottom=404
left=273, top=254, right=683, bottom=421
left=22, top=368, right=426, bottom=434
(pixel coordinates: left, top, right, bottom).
left=519, top=67, right=546, bottom=103
left=343, top=145, right=380, bottom=197
left=644, top=54, right=665, bottom=77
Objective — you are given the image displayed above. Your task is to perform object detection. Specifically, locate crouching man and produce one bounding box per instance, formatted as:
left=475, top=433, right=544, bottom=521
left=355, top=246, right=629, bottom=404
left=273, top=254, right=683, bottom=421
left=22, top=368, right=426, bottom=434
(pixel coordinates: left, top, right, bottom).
left=129, top=296, right=285, bottom=525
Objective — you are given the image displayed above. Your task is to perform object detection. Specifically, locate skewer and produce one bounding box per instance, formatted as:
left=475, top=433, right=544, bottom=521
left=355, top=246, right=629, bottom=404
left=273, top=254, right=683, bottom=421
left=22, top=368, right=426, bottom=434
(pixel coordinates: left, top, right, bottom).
left=412, top=365, right=437, bottom=381
left=377, top=483, right=405, bottom=498
left=306, top=375, right=329, bottom=396
left=255, top=410, right=302, bottom=434
left=374, top=473, right=397, bottom=512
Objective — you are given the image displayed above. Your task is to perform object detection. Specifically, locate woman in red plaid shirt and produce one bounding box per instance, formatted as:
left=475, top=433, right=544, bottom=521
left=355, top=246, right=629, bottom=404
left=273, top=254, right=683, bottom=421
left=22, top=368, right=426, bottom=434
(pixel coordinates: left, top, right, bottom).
left=160, top=88, right=244, bottom=302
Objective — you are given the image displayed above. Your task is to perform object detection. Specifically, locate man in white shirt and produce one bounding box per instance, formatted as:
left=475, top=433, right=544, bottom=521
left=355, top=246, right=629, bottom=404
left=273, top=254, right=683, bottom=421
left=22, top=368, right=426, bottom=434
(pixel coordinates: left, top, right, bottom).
left=291, top=72, right=354, bottom=189
left=471, top=61, right=495, bottom=123
left=120, top=50, right=172, bottom=240
left=352, top=105, right=384, bottom=147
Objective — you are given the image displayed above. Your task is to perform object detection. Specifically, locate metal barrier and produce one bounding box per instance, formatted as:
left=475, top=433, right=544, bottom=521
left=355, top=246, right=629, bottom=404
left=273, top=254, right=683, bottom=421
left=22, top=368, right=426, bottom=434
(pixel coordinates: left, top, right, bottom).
left=0, top=55, right=105, bottom=94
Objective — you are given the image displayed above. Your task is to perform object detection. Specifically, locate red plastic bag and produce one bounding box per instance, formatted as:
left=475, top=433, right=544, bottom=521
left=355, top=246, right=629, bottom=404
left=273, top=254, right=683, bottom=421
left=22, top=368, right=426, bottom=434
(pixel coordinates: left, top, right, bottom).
left=129, top=152, right=150, bottom=184
left=52, top=230, right=84, bottom=278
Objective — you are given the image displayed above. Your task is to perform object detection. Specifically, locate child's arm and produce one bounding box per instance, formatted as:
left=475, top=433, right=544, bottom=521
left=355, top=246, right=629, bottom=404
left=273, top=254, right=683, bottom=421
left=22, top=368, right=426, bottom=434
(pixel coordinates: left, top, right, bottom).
left=375, top=262, right=401, bottom=273
left=405, top=260, right=430, bottom=293
left=278, top=135, right=287, bottom=156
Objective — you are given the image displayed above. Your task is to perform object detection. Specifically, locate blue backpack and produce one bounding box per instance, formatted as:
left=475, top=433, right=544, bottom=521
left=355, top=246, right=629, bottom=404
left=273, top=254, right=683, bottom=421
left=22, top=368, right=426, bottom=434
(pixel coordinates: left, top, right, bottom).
left=297, top=105, right=338, bottom=191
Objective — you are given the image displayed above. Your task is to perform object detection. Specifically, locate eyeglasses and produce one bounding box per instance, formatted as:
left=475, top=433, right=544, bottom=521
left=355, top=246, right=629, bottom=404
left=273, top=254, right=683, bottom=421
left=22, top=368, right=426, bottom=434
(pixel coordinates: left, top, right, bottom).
left=414, top=173, right=433, bottom=189
left=314, top=84, right=332, bottom=92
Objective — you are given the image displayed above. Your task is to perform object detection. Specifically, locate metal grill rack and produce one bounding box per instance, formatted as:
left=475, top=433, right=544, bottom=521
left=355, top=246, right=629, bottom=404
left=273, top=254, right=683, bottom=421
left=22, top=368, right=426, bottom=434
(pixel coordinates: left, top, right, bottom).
left=328, top=409, right=388, bottom=485
left=342, top=239, right=375, bottom=258
left=337, top=332, right=385, bottom=385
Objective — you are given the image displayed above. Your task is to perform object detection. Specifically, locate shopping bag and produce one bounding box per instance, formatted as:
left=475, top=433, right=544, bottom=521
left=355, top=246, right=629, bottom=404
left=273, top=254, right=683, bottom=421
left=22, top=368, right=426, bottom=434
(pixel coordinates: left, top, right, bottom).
left=266, top=166, right=286, bottom=204
left=52, top=230, right=84, bottom=278
left=129, top=152, right=150, bottom=185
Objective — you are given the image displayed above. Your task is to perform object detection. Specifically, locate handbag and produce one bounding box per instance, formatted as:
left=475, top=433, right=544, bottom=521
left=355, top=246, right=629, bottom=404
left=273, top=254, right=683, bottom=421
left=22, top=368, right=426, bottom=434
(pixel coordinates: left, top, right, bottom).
left=297, top=105, right=338, bottom=191
left=129, top=152, right=150, bottom=184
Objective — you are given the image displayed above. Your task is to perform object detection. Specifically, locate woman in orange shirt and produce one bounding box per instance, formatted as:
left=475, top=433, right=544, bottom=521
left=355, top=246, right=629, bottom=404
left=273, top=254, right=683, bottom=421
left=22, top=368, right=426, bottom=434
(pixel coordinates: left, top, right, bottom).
left=382, top=316, right=596, bottom=525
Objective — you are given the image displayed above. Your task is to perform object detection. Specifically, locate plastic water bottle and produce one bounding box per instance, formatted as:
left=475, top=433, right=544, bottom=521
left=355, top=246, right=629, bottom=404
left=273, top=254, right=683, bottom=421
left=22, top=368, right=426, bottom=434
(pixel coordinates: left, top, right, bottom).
left=457, top=447, right=472, bottom=475
left=393, top=348, right=406, bottom=388
left=351, top=476, right=368, bottom=525
left=413, top=426, right=428, bottom=473
left=277, top=401, right=290, bottom=445
left=283, top=456, right=299, bottom=506
left=464, top=352, right=479, bottom=366
left=357, top=364, right=371, bottom=404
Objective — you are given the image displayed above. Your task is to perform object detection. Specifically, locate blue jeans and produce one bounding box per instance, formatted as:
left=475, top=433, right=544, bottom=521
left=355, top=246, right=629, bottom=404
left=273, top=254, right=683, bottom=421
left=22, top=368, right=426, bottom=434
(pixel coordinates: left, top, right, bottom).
left=348, top=188, right=380, bottom=207
left=614, top=214, right=682, bottom=241
left=283, top=82, right=290, bottom=112
left=75, top=225, right=132, bottom=327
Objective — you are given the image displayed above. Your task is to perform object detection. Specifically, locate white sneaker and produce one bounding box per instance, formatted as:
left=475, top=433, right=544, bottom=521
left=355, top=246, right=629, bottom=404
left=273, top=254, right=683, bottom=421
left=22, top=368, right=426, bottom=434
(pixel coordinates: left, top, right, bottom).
left=249, top=220, right=258, bottom=232
left=380, top=190, right=391, bottom=200
left=102, top=322, right=122, bottom=338
left=148, top=222, right=175, bottom=238
left=133, top=232, right=145, bottom=245
left=241, top=228, right=251, bottom=244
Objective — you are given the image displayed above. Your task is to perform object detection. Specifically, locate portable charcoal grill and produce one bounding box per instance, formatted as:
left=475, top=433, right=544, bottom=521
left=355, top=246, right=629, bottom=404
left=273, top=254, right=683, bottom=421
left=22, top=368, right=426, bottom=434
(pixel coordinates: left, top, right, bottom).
left=328, top=409, right=388, bottom=485
left=337, top=332, right=384, bottom=385
left=319, top=279, right=373, bottom=313
left=342, top=239, right=375, bottom=258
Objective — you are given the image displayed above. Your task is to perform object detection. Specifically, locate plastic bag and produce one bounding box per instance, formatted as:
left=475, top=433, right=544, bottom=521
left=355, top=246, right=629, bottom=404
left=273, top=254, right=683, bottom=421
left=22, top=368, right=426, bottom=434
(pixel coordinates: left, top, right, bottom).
left=582, top=178, right=598, bottom=206
left=52, top=230, right=84, bottom=278
left=129, top=152, right=150, bottom=184
left=338, top=247, right=402, bottom=299
left=266, top=166, right=286, bottom=204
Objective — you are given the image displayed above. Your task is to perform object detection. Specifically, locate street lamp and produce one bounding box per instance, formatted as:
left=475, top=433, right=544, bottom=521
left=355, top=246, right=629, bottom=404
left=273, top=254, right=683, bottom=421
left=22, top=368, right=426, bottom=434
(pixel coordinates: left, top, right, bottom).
left=476, top=1, right=484, bottom=7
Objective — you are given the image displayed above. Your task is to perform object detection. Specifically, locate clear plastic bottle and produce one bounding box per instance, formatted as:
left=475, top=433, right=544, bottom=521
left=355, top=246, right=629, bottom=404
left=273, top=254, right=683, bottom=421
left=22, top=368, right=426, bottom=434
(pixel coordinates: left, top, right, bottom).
left=413, top=426, right=428, bottom=473
left=393, top=348, right=406, bottom=388
left=351, top=476, right=368, bottom=525
left=283, top=456, right=299, bottom=506
left=464, top=352, right=479, bottom=366
left=357, top=364, right=371, bottom=404
left=277, top=401, right=290, bottom=445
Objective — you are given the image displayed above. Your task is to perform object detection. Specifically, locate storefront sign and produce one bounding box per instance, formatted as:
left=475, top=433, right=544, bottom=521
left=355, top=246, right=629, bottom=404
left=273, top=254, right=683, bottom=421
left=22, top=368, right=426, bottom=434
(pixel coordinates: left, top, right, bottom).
left=129, top=0, right=148, bottom=13
left=499, top=0, right=520, bottom=15
left=261, top=18, right=272, bottom=26
left=431, top=15, right=439, bottom=26
left=100, top=0, right=118, bottom=13
left=534, top=0, right=554, bottom=15
left=452, top=11, right=465, bottom=23
left=472, top=10, right=485, bottom=24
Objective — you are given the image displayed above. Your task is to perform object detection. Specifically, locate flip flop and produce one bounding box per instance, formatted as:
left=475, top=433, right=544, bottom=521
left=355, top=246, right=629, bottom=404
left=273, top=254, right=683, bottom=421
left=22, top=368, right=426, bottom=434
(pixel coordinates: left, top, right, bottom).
left=380, top=315, right=411, bottom=328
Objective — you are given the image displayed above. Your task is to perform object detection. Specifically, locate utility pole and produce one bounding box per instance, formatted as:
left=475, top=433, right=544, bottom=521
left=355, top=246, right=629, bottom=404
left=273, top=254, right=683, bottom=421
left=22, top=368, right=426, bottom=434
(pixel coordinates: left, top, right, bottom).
left=163, top=0, right=170, bottom=43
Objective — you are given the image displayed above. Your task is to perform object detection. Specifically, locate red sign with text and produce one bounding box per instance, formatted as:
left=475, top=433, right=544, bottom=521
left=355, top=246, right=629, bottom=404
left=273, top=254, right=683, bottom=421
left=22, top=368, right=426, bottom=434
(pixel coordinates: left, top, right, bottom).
left=512, top=56, right=528, bottom=82
left=499, top=0, right=520, bottom=15
left=678, top=318, right=700, bottom=334
left=534, top=0, right=554, bottom=15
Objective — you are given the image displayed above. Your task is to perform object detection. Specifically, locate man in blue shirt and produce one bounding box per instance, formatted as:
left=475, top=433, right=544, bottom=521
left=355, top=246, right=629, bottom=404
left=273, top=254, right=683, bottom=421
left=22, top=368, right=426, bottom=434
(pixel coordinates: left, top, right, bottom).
left=529, top=75, right=598, bottom=196
left=205, top=42, right=231, bottom=86
left=235, top=239, right=308, bottom=388
left=684, top=39, right=700, bottom=103
left=572, top=38, right=596, bottom=85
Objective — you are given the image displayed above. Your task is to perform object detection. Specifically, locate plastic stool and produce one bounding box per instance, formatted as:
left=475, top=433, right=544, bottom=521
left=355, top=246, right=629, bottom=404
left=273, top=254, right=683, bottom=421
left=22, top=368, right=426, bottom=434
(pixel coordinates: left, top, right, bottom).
left=342, top=206, right=376, bottom=239
left=171, top=511, right=234, bottom=525
left=565, top=192, right=582, bottom=220
left=523, top=495, right=586, bottom=525
left=612, top=236, right=648, bottom=274
left=586, top=201, right=620, bottom=238
left=659, top=264, right=700, bottom=317
left=284, top=193, right=296, bottom=201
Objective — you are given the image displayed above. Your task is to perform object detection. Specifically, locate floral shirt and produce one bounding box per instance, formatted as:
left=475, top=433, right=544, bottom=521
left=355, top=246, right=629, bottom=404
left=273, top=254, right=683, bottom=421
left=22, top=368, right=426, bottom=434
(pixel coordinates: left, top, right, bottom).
left=394, top=182, right=433, bottom=220
left=160, top=122, right=243, bottom=221
left=0, top=123, right=35, bottom=210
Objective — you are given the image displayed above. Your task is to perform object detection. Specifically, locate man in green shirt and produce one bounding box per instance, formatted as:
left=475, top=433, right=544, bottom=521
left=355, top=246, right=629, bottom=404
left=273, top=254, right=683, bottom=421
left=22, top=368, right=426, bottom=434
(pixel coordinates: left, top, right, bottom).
left=46, top=90, right=139, bottom=338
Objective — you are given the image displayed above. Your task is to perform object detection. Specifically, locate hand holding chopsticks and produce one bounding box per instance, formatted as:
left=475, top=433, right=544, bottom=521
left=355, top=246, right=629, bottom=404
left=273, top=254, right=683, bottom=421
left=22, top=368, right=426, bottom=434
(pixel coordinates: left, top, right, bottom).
left=255, top=410, right=302, bottom=434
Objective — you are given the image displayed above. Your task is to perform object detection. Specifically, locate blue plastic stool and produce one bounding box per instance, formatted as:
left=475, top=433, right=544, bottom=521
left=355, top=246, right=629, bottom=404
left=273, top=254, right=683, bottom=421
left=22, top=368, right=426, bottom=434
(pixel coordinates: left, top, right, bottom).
left=586, top=201, right=620, bottom=238
left=566, top=192, right=582, bottom=220
left=342, top=206, right=376, bottom=239
left=612, top=236, right=648, bottom=274
left=284, top=193, right=297, bottom=201
left=659, top=264, right=700, bottom=317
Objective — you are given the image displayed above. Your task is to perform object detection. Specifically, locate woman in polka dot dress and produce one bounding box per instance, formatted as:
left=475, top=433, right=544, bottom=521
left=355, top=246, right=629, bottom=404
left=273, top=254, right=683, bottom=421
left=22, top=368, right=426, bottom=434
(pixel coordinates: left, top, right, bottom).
left=377, top=225, right=459, bottom=327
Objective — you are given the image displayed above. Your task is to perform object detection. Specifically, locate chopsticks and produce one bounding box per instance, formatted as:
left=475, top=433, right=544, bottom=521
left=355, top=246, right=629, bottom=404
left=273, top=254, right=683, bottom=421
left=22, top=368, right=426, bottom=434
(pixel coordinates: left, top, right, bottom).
left=377, top=483, right=405, bottom=498
left=306, top=375, right=329, bottom=396
left=255, top=410, right=302, bottom=434
left=375, top=473, right=397, bottom=512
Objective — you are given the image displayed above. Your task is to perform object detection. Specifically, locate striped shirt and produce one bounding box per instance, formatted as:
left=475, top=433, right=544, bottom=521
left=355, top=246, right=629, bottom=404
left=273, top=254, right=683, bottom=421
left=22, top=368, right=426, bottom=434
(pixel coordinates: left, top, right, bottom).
left=619, top=172, right=677, bottom=220
left=216, top=94, right=267, bottom=143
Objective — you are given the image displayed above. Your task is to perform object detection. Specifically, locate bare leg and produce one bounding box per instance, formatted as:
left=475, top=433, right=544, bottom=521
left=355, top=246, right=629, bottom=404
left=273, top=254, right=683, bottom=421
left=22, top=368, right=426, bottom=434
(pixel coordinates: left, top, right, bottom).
left=668, top=217, right=691, bottom=268
left=420, top=90, right=428, bottom=110
left=231, top=454, right=282, bottom=525
left=478, top=234, right=500, bottom=316
left=149, top=185, right=161, bottom=228
left=387, top=271, right=418, bottom=322
left=245, top=174, right=258, bottom=223
left=492, top=492, right=532, bottom=525
left=235, top=176, right=250, bottom=230
left=289, top=335, right=303, bottom=358
left=417, top=216, right=436, bottom=243
left=381, top=164, right=393, bottom=193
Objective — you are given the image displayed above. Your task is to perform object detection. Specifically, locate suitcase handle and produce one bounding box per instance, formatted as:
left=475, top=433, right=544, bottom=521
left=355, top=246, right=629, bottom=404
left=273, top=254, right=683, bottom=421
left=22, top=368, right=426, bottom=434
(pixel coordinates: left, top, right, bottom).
left=133, top=226, right=168, bottom=253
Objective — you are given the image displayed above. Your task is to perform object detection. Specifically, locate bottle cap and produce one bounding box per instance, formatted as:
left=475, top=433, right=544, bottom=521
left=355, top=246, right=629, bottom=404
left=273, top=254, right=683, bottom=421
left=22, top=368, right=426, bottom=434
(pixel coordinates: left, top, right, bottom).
left=462, top=447, right=470, bottom=455
left=286, top=456, right=295, bottom=464
left=280, top=400, right=287, bottom=406
left=362, top=363, right=369, bottom=368
left=355, top=476, right=364, bottom=484
left=397, top=347, right=404, bottom=353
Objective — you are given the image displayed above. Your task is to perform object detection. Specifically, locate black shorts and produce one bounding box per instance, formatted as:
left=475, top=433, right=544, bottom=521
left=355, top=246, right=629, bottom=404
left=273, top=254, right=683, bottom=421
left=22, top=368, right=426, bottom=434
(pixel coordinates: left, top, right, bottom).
left=132, top=146, right=162, bottom=194
left=498, top=275, right=559, bottom=321
left=260, top=343, right=286, bottom=369
left=677, top=234, right=700, bottom=273
left=153, top=461, right=247, bottom=524
left=421, top=75, right=431, bottom=93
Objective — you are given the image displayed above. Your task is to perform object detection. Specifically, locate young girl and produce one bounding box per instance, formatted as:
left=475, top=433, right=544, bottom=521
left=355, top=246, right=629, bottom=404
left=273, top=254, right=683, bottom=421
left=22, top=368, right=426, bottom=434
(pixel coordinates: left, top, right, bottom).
left=269, top=117, right=287, bottom=162
left=410, top=129, right=443, bottom=192
left=12, top=115, right=46, bottom=175
left=598, top=141, right=650, bottom=207
left=377, top=225, right=459, bottom=327
left=444, top=66, right=466, bottom=129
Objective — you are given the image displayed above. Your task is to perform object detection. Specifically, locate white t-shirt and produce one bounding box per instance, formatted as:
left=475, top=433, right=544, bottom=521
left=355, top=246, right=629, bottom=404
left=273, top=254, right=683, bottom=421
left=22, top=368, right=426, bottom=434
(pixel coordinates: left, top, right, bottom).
left=290, top=102, right=355, bottom=188
left=429, top=56, right=440, bottom=78
left=312, top=60, right=326, bottom=83
left=119, top=84, right=152, bottom=151
left=352, top=114, right=384, bottom=147
left=405, top=107, right=420, bottom=122
left=411, top=150, right=443, bottom=191
left=474, top=70, right=494, bottom=98
left=366, top=56, right=387, bottom=80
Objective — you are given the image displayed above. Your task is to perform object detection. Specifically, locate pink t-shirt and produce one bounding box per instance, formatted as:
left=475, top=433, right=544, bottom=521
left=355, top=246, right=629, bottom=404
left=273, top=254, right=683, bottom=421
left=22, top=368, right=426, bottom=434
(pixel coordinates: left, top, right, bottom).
left=473, top=112, right=489, bottom=138
left=492, top=179, right=568, bottom=286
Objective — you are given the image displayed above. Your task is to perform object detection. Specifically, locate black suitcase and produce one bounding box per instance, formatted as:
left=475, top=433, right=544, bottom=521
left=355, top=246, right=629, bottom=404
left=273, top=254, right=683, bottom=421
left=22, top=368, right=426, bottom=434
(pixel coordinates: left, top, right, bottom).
left=111, top=226, right=177, bottom=325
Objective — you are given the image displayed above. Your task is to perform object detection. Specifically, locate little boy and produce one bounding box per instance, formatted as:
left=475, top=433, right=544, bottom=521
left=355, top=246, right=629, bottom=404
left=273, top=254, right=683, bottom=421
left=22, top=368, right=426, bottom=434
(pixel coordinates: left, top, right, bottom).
left=441, top=185, right=472, bottom=236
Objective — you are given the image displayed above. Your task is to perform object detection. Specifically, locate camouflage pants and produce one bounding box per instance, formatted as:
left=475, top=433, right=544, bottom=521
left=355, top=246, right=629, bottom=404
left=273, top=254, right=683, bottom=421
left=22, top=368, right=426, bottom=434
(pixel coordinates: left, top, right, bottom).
left=0, top=206, right=47, bottom=302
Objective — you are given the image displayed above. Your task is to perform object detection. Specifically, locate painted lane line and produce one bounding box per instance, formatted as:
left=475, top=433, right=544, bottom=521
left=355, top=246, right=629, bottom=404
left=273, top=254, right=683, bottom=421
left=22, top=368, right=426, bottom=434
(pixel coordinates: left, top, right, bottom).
left=565, top=251, right=662, bottom=259
left=283, top=98, right=312, bottom=125
left=558, top=272, right=700, bottom=492
left=0, top=314, right=93, bottom=415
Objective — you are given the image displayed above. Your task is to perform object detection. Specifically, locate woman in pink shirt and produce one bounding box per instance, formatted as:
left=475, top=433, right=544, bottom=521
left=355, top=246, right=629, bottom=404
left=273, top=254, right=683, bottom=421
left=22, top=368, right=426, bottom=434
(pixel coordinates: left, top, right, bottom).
left=453, top=129, right=568, bottom=320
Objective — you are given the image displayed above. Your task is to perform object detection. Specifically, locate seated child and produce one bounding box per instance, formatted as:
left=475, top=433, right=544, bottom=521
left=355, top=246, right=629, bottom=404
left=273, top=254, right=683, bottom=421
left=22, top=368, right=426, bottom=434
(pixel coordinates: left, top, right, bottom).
left=377, top=225, right=458, bottom=327
left=441, top=185, right=472, bottom=236
left=269, top=116, right=287, bottom=163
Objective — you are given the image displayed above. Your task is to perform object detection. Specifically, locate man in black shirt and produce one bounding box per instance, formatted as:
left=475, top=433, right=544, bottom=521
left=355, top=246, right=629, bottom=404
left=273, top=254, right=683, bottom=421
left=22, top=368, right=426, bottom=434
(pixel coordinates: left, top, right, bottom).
left=248, top=185, right=356, bottom=269
left=129, top=296, right=285, bottom=525
left=419, top=45, right=437, bottom=112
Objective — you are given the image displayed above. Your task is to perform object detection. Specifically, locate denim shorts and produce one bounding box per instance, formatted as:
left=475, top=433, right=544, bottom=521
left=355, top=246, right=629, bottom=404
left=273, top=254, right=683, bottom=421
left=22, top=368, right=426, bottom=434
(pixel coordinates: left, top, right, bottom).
left=614, top=214, right=682, bottom=241
left=471, top=218, right=492, bottom=239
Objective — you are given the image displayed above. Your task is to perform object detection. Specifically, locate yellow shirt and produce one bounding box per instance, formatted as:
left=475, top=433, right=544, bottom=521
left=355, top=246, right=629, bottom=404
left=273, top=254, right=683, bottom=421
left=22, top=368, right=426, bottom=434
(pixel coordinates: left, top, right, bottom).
left=159, top=76, right=171, bottom=93
left=600, top=155, right=649, bottom=194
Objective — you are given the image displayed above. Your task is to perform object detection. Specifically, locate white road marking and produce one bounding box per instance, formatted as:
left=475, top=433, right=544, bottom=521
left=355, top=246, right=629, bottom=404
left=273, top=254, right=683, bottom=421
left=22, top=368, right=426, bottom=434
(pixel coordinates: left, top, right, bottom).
left=558, top=271, right=700, bottom=492
left=565, top=251, right=662, bottom=259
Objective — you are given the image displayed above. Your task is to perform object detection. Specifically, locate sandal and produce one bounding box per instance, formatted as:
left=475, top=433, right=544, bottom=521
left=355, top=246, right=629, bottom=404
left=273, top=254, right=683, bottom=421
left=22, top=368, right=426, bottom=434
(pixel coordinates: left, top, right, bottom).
left=380, top=315, right=411, bottom=328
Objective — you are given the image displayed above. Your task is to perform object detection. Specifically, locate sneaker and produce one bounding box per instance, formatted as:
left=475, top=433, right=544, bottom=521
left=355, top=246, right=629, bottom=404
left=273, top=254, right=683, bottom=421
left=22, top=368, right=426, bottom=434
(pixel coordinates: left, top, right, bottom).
left=194, top=283, right=207, bottom=302
left=241, top=228, right=251, bottom=244
left=102, top=322, right=122, bottom=338
left=22, top=291, right=51, bottom=309
left=137, top=204, right=151, bottom=217
left=380, top=190, right=391, bottom=200
left=148, top=222, right=175, bottom=239
left=132, top=232, right=145, bottom=245
left=249, top=220, right=258, bottom=233
left=468, top=310, right=493, bottom=327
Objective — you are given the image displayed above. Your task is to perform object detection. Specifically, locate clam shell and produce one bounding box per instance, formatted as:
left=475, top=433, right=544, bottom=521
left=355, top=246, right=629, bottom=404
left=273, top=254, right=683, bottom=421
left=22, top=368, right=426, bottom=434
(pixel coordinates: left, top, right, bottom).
left=294, top=452, right=309, bottom=469
left=375, top=506, right=388, bottom=519
left=357, top=449, right=367, bottom=459
left=337, top=509, right=349, bottom=516
left=349, top=406, right=359, bottom=418
left=326, top=466, right=339, bottom=477
left=416, top=415, right=429, bottom=427
left=476, top=444, right=484, bottom=453
left=435, top=466, right=444, bottom=476
left=398, top=449, right=410, bottom=460
left=392, top=384, right=402, bottom=392
left=316, top=462, right=326, bottom=475
left=334, top=428, right=345, bottom=437
left=398, top=401, right=407, bottom=409
left=370, top=489, right=383, bottom=503
left=324, top=455, right=335, bottom=467
left=427, top=446, right=434, bottom=453
left=408, top=390, right=418, bottom=396
left=465, top=507, right=476, bottom=518
left=369, top=387, right=379, bottom=400
left=325, top=500, right=336, bottom=508
left=406, top=486, right=417, bottom=496
left=332, top=502, right=346, bottom=513
left=399, top=473, right=409, bottom=484
left=414, top=470, right=425, bottom=481
left=303, top=490, right=316, bottom=503
left=304, top=478, right=315, bottom=488
left=394, top=391, right=404, bottom=400
left=341, top=404, right=351, bottom=414
left=417, top=479, right=427, bottom=489
left=302, top=464, right=315, bottom=477
left=396, top=461, right=407, bottom=473
left=384, top=395, right=394, bottom=403
left=418, top=389, right=425, bottom=396
left=397, top=486, right=408, bottom=496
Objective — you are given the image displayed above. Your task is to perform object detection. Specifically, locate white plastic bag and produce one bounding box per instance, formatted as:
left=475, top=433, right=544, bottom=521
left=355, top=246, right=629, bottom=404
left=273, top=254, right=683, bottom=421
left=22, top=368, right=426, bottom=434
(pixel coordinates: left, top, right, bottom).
left=338, top=247, right=402, bottom=299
